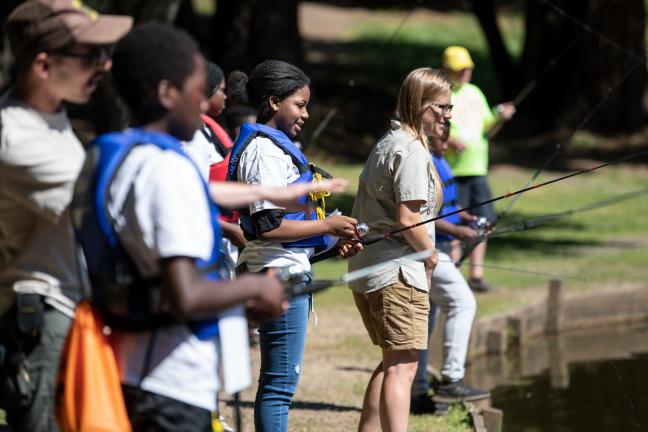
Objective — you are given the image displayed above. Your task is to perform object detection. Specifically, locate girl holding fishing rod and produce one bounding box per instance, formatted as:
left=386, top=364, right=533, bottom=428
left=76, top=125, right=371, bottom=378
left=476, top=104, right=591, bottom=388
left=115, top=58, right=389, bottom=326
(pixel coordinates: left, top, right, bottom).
left=227, top=60, right=363, bottom=432
left=348, top=68, right=449, bottom=431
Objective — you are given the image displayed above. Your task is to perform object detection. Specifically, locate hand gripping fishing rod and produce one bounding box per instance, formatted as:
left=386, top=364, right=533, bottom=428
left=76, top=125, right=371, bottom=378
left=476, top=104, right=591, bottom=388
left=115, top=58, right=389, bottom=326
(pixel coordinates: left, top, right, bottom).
left=310, top=149, right=648, bottom=264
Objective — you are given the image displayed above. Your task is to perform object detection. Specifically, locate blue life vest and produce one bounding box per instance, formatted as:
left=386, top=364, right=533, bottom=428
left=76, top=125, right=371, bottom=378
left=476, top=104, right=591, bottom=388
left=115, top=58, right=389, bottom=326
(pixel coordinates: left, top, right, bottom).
left=228, top=123, right=330, bottom=251
left=71, top=128, right=224, bottom=340
left=432, top=153, right=461, bottom=242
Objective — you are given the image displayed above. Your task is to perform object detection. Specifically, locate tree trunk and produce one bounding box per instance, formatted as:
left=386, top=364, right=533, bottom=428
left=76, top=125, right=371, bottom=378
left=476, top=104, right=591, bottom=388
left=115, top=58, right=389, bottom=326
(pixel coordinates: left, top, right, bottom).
left=581, top=0, right=647, bottom=133
left=471, top=0, right=521, bottom=99
left=517, top=0, right=646, bottom=135
left=212, top=0, right=257, bottom=71
left=212, top=0, right=302, bottom=72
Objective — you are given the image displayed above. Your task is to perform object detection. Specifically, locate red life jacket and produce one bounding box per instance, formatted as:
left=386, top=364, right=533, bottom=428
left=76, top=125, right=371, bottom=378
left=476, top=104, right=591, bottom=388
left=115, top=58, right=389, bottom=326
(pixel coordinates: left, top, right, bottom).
left=201, top=114, right=238, bottom=223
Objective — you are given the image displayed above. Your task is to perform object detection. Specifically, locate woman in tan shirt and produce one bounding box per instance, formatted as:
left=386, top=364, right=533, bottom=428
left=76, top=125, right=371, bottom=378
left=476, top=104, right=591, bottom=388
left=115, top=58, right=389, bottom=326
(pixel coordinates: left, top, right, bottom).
left=348, top=68, right=452, bottom=431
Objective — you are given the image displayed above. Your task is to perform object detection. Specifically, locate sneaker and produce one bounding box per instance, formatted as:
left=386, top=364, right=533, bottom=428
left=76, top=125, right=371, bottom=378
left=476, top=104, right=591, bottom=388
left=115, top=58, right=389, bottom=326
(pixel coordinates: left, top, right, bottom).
left=410, top=394, right=436, bottom=415
left=433, top=379, right=491, bottom=403
left=468, top=278, right=495, bottom=293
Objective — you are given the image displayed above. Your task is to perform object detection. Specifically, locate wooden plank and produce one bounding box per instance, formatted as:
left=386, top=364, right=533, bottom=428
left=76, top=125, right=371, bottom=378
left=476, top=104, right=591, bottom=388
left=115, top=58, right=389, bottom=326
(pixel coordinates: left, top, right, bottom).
left=481, top=407, right=503, bottom=432
left=546, top=279, right=564, bottom=334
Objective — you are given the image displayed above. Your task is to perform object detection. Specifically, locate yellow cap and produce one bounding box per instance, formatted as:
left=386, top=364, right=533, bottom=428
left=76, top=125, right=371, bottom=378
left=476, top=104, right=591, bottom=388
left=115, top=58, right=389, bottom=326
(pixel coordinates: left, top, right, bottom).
left=441, top=46, right=475, bottom=71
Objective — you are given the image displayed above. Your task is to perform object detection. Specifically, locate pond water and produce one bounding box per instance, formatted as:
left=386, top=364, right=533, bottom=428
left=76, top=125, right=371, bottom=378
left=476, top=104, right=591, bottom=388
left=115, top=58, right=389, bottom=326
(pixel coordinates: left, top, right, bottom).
left=492, top=355, right=648, bottom=431
left=465, top=323, right=648, bottom=432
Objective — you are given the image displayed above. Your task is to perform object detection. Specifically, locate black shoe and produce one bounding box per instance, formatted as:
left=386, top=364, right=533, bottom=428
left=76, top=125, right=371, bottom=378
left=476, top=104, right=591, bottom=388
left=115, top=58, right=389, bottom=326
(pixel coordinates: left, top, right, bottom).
left=433, top=379, right=490, bottom=403
left=410, top=394, right=436, bottom=415
left=468, top=278, right=495, bottom=293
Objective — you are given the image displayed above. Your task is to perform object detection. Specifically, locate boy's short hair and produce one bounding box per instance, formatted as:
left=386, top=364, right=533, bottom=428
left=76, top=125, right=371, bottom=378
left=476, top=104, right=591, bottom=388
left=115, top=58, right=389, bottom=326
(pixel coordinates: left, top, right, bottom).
left=111, top=22, right=200, bottom=125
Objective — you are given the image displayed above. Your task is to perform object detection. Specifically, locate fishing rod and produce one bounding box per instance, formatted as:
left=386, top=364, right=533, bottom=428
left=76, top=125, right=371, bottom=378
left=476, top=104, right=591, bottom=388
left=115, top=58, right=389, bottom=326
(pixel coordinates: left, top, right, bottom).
left=496, top=0, right=648, bottom=218
left=496, top=57, right=645, bottom=220
left=452, top=259, right=590, bottom=282
left=486, top=32, right=586, bottom=141
left=456, top=187, right=648, bottom=266
left=286, top=249, right=434, bottom=297
left=511, top=33, right=585, bottom=108
left=310, top=148, right=648, bottom=264
left=292, top=249, right=588, bottom=299
left=490, top=0, right=647, bottom=142
left=538, top=0, right=645, bottom=63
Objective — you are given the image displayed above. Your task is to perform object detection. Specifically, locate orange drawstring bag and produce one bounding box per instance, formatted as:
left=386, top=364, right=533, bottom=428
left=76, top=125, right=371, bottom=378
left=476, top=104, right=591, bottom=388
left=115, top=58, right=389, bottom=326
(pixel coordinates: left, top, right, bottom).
left=56, top=301, right=131, bottom=432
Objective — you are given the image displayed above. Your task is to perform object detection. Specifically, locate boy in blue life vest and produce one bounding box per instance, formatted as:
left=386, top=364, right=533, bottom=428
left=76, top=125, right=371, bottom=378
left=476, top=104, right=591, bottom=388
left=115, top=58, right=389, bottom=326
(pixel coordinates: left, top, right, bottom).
left=410, top=124, right=489, bottom=414
left=71, top=23, right=347, bottom=431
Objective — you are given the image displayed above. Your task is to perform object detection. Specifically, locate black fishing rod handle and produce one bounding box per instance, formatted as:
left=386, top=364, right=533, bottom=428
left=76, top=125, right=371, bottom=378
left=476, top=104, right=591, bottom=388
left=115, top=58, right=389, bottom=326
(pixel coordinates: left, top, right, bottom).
left=285, top=280, right=333, bottom=298
left=309, top=247, right=340, bottom=264
left=361, top=234, right=386, bottom=245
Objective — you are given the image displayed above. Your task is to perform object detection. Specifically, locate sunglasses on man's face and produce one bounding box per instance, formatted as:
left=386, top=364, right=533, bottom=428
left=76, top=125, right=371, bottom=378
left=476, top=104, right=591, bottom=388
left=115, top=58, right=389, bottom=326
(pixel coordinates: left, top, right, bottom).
left=50, top=45, right=114, bottom=67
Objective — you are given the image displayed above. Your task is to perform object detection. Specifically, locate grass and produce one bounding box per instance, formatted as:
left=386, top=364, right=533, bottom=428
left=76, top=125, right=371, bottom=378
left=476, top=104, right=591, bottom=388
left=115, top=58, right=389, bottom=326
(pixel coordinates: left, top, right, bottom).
left=346, top=11, right=524, bottom=104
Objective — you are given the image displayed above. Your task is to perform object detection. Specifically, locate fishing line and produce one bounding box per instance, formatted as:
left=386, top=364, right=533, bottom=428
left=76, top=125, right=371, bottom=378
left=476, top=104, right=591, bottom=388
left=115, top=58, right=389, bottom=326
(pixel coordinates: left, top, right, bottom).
left=288, top=249, right=433, bottom=296
left=453, top=260, right=590, bottom=282
left=497, top=57, right=645, bottom=219
left=298, top=249, right=588, bottom=298
left=456, top=187, right=648, bottom=266
left=538, top=0, right=646, bottom=62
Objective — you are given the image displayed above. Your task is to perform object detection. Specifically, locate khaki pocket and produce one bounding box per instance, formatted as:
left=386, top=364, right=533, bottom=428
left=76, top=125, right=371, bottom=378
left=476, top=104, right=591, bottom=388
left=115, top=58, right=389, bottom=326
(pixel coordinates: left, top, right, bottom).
left=381, top=284, right=415, bottom=343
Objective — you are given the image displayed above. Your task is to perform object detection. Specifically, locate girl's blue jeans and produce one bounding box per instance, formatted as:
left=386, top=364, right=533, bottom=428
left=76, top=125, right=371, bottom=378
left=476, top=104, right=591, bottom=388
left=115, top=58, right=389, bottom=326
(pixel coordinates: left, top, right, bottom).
left=254, top=277, right=311, bottom=432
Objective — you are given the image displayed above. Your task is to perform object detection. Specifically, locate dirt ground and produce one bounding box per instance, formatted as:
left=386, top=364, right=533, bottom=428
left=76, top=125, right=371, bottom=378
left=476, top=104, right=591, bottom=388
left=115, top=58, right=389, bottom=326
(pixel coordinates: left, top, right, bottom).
left=298, top=2, right=451, bottom=42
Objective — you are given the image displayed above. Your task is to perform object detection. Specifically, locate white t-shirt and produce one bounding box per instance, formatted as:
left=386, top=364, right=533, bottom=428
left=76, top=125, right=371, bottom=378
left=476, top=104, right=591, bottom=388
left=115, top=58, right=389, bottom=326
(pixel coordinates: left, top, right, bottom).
left=181, top=124, right=238, bottom=269
left=235, top=136, right=314, bottom=274
left=106, top=143, right=219, bottom=410
left=181, top=126, right=221, bottom=181
left=0, top=94, right=85, bottom=316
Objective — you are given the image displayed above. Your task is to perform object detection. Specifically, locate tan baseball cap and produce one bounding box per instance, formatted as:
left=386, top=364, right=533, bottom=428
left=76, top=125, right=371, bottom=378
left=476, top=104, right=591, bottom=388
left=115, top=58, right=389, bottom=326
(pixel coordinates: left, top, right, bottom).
left=5, top=0, right=133, bottom=54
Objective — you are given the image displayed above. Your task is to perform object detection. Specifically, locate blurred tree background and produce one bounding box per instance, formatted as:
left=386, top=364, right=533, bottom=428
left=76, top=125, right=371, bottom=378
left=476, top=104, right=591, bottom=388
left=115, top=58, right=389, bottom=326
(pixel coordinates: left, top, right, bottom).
left=1, top=0, right=646, bottom=159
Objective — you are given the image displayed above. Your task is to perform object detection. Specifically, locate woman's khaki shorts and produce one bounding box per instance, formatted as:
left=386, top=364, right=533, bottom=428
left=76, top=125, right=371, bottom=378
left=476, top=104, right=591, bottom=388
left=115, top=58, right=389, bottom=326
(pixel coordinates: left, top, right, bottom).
left=353, top=278, right=429, bottom=351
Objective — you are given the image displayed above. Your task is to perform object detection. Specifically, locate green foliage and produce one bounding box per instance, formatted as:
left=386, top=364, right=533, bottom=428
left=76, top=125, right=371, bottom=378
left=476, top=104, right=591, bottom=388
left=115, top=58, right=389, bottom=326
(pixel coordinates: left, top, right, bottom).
left=409, top=404, right=472, bottom=431
left=347, top=12, right=524, bottom=102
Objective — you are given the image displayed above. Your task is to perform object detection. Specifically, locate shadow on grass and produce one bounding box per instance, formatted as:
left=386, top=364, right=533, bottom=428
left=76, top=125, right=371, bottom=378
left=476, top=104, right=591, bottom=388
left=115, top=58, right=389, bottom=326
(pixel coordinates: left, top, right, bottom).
left=337, top=366, right=375, bottom=374
left=487, top=234, right=601, bottom=260
left=226, top=399, right=361, bottom=412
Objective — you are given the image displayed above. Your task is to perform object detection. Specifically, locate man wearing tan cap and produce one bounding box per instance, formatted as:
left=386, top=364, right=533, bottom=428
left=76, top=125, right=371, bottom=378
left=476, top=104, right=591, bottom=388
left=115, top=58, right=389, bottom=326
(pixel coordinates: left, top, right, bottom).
left=441, top=45, right=515, bottom=293
left=0, top=1, right=131, bottom=430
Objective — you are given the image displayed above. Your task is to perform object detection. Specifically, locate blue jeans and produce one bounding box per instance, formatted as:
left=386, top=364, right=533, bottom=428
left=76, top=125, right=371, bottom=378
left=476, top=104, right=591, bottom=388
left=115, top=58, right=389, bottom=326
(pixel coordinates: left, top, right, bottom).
left=254, top=281, right=310, bottom=432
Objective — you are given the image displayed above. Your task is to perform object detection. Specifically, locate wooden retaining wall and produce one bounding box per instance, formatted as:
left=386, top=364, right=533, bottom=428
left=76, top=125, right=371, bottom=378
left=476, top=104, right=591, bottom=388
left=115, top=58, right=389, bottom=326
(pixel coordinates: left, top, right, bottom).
left=465, top=280, right=648, bottom=359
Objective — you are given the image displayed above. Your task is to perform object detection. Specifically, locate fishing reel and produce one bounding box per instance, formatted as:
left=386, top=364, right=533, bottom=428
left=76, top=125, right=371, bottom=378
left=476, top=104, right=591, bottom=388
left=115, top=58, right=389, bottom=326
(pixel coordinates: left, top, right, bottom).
left=275, top=266, right=332, bottom=298
left=353, top=223, right=369, bottom=241
left=275, top=266, right=307, bottom=289
left=473, top=217, right=489, bottom=237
